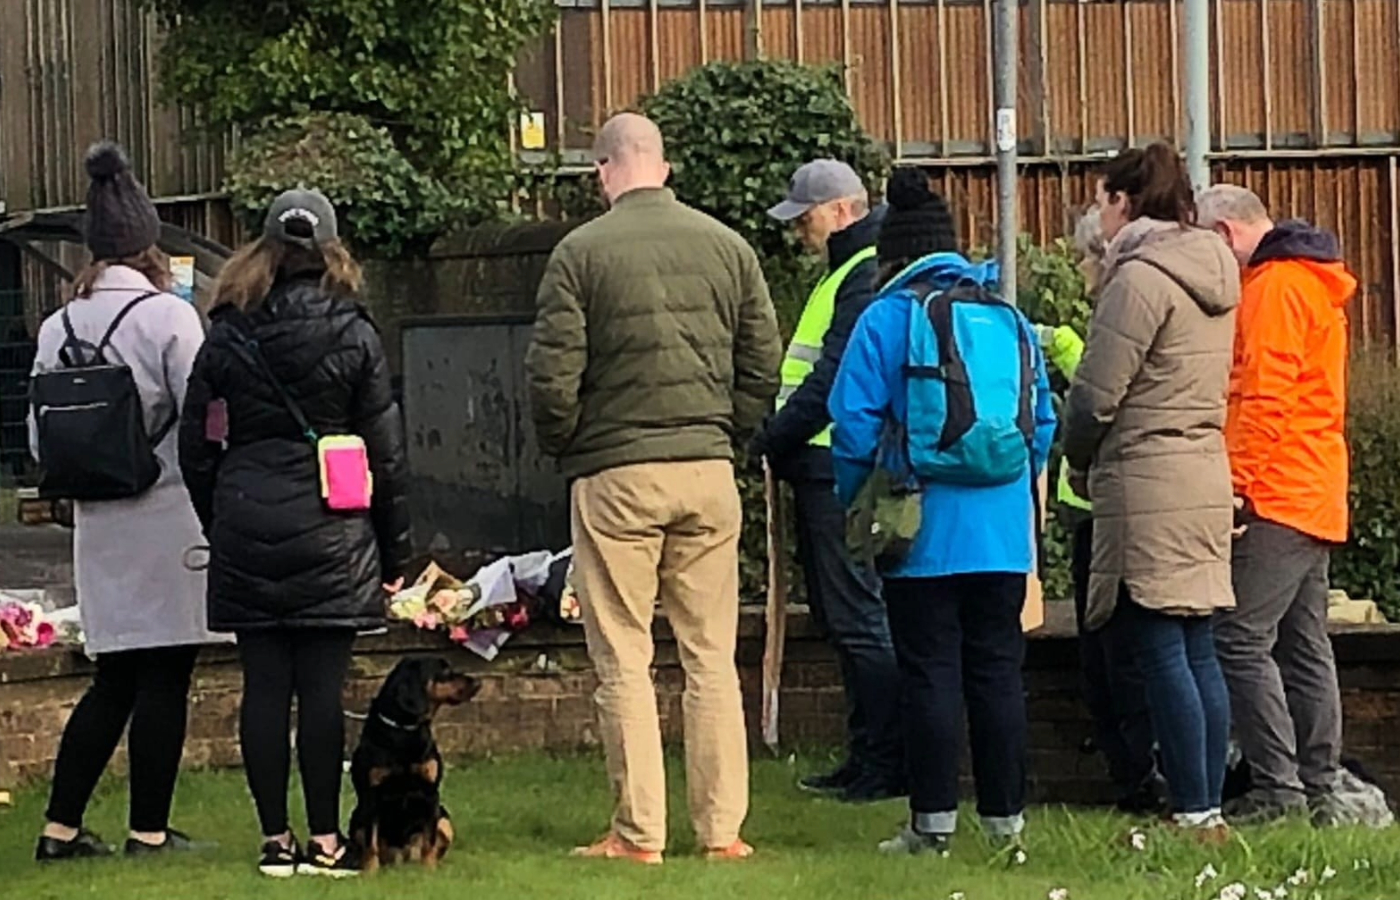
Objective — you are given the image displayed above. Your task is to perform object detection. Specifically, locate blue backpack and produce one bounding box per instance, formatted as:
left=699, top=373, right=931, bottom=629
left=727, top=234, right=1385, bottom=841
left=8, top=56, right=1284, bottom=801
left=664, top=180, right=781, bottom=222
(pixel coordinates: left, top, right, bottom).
left=903, top=281, right=1036, bottom=486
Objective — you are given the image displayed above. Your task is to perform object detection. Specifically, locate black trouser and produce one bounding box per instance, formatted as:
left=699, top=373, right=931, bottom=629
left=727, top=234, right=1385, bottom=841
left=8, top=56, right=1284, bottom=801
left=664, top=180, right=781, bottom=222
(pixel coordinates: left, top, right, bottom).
left=791, top=476, right=903, bottom=781
left=885, top=574, right=1027, bottom=835
left=1070, top=519, right=1157, bottom=799
left=46, top=645, right=200, bottom=833
left=236, top=629, right=357, bottom=838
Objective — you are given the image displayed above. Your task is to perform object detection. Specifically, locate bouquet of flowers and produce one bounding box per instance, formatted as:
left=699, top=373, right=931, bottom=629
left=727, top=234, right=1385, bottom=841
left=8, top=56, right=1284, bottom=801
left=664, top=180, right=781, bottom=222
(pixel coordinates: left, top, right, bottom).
left=389, top=559, right=537, bottom=660
left=0, top=598, right=57, bottom=652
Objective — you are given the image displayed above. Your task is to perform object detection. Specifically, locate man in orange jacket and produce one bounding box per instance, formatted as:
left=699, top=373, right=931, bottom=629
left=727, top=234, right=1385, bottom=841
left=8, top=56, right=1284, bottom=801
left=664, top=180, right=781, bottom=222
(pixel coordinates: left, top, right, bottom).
left=1197, top=185, right=1353, bottom=826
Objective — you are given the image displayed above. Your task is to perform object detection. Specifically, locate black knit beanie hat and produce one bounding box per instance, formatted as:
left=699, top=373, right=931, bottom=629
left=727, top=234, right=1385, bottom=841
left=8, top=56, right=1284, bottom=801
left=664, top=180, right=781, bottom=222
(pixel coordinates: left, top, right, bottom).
left=82, top=142, right=161, bottom=261
left=877, top=166, right=958, bottom=270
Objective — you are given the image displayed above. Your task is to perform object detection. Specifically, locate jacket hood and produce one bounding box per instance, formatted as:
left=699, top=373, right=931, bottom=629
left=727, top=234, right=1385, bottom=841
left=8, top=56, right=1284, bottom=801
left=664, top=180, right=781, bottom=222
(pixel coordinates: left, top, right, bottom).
left=1115, top=223, right=1240, bottom=317
left=827, top=204, right=887, bottom=270
left=1248, top=220, right=1356, bottom=309
left=881, top=251, right=1000, bottom=297
left=1250, top=219, right=1342, bottom=266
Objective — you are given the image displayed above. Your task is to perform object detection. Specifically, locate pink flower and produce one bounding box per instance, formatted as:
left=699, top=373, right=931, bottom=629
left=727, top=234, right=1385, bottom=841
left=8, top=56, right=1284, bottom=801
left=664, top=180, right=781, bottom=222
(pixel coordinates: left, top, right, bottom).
left=412, top=611, right=443, bottom=631
left=449, top=625, right=470, bottom=644
left=33, top=622, right=56, bottom=649
left=505, top=604, right=531, bottom=632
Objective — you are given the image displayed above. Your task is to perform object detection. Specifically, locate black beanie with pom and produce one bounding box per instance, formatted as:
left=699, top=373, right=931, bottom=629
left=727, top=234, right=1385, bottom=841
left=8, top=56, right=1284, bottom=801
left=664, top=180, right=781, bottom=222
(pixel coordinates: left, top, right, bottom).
left=82, top=142, right=161, bottom=261
left=877, top=166, right=958, bottom=269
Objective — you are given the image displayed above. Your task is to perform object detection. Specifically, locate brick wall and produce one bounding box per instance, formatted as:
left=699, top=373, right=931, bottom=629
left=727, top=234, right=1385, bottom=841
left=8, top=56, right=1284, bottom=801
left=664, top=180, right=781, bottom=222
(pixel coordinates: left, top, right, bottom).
left=3, top=609, right=1398, bottom=804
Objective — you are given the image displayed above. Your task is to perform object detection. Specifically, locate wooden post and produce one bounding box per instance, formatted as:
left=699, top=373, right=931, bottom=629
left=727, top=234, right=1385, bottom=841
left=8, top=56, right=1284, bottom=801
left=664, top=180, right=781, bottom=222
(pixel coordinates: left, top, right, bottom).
left=761, top=463, right=788, bottom=752
left=744, top=0, right=764, bottom=60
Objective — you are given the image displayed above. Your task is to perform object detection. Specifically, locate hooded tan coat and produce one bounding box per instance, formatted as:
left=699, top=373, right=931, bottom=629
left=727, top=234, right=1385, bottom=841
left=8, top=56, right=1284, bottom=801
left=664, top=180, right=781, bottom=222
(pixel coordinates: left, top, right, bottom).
left=1063, top=220, right=1241, bottom=630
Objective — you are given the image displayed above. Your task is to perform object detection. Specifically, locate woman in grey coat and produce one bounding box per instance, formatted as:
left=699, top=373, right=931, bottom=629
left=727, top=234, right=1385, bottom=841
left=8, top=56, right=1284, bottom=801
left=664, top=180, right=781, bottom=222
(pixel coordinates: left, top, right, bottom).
left=28, top=144, right=216, bottom=861
left=1063, top=143, right=1240, bottom=837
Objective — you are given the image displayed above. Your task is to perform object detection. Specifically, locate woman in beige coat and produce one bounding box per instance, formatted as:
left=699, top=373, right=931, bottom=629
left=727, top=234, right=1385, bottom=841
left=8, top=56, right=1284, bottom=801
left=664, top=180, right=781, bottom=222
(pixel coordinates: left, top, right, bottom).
left=1063, top=143, right=1240, bottom=835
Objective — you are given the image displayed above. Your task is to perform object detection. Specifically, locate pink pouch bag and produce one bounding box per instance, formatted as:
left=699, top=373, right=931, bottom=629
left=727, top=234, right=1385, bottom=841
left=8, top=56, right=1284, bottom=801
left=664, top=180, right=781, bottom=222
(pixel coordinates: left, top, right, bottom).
left=318, top=435, right=374, bottom=511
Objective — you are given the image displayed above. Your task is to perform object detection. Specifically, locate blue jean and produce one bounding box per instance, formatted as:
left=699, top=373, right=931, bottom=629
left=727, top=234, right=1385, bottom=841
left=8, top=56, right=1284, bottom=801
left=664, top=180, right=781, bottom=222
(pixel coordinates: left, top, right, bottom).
left=1114, top=592, right=1230, bottom=814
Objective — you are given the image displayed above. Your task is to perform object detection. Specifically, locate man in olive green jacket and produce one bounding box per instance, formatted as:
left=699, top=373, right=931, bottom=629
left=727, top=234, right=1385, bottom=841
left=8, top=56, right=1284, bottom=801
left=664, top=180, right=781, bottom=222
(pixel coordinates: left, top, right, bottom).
left=526, top=113, right=782, bottom=864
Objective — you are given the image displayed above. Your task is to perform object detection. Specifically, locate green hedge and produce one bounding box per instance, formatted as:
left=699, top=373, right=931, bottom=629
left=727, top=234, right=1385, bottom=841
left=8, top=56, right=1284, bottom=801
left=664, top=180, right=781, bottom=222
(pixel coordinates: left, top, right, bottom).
left=1331, top=349, right=1400, bottom=621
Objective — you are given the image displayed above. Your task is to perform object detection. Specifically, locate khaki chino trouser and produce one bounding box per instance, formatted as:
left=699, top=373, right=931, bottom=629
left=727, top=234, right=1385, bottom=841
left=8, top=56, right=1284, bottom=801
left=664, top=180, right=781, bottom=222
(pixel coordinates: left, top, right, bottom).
left=571, top=460, right=749, bottom=852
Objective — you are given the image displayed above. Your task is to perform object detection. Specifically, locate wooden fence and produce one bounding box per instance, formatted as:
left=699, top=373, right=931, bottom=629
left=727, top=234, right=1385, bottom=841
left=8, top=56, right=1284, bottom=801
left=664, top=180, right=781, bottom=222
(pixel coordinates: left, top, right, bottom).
left=2, top=0, right=1399, bottom=343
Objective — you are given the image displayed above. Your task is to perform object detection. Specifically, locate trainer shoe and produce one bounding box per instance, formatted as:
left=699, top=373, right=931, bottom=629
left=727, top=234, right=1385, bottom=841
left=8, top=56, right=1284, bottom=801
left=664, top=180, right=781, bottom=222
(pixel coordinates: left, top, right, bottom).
left=570, top=832, right=663, bottom=865
left=35, top=829, right=115, bottom=862
left=798, top=762, right=857, bottom=795
left=124, top=829, right=211, bottom=856
left=704, top=840, right=754, bottom=861
left=878, top=827, right=952, bottom=857
left=257, top=835, right=301, bottom=878
left=1223, top=789, right=1308, bottom=826
left=298, top=835, right=358, bottom=878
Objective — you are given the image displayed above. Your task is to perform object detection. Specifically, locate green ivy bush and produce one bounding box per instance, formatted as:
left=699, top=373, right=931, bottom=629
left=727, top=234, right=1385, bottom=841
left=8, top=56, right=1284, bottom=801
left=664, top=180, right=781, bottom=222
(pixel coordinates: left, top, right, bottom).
left=225, top=113, right=460, bottom=258
left=1331, top=348, right=1400, bottom=620
left=143, top=0, right=554, bottom=256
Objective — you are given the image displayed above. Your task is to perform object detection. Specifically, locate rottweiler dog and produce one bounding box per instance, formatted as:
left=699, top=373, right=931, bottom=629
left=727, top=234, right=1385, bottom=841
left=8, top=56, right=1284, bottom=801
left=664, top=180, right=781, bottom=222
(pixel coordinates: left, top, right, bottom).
left=348, top=657, right=480, bottom=872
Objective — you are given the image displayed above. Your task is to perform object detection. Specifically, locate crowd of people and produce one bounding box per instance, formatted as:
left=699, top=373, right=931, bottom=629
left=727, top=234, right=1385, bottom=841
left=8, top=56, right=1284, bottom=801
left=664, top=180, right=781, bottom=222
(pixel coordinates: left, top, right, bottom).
left=24, top=111, right=1371, bottom=874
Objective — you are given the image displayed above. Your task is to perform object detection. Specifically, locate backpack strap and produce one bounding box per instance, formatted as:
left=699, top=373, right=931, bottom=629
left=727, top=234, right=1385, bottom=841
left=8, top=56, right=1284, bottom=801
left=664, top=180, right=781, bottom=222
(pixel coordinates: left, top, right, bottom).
left=226, top=329, right=319, bottom=445
left=58, top=291, right=160, bottom=368
left=904, top=280, right=991, bottom=453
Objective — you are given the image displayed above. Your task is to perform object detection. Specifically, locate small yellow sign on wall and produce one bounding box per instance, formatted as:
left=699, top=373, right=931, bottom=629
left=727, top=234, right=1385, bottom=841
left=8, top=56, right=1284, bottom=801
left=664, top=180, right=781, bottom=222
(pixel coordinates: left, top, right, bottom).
left=519, top=111, right=546, bottom=151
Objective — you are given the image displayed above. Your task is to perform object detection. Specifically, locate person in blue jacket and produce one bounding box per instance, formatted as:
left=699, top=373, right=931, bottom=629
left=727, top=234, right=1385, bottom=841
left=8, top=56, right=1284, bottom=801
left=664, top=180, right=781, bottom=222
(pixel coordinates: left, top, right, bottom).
left=829, top=167, right=1057, bottom=857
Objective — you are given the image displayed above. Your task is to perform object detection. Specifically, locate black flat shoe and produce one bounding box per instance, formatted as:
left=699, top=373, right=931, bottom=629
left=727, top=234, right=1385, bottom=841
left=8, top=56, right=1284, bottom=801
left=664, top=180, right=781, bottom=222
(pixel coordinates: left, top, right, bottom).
left=124, top=829, right=211, bottom=856
left=35, top=829, right=116, bottom=862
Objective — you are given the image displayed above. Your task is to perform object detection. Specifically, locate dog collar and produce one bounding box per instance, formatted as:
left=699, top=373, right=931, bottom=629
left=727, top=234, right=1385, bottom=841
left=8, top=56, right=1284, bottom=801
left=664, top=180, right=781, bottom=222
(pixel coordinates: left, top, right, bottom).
left=376, top=712, right=420, bottom=731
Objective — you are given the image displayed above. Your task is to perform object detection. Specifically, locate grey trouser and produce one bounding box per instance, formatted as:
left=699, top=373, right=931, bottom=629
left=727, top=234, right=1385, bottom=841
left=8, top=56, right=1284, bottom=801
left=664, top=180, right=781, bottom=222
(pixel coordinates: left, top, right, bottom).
left=1215, top=518, right=1343, bottom=799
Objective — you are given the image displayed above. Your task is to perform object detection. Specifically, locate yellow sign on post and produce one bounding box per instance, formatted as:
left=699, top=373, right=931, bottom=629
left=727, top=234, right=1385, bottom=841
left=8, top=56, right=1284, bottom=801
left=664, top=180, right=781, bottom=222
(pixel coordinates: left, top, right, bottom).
left=519, top=111, right=546, bottom=151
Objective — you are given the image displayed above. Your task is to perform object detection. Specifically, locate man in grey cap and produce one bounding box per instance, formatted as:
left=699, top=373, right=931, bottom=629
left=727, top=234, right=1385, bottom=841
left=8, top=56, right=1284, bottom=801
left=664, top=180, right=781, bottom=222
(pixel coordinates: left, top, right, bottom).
left=751, top=159, right=904, bottom=803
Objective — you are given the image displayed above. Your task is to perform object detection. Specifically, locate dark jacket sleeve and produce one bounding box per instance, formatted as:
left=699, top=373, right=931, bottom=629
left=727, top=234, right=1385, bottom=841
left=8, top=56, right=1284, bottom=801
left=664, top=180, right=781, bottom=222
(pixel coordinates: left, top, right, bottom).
left=350, top=317, right=413, bottom=583
left=178, top=343, right=222, bottom=536
left=730, top=244, right=783, bottom=438
left=757, top=257, right=876, bottom=460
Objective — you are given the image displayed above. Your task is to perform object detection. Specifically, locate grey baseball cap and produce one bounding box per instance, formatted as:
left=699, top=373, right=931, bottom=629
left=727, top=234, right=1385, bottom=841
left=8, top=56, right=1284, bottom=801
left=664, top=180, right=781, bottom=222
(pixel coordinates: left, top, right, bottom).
left=264, top=188, right=338, bottom=249
left=767, top=159, right=866, bottom=221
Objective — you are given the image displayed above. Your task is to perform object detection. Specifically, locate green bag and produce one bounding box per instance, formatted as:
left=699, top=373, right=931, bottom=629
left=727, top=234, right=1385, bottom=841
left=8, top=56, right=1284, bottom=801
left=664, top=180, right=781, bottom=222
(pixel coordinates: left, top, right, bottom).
left=846, top=466, right=922, bottom=572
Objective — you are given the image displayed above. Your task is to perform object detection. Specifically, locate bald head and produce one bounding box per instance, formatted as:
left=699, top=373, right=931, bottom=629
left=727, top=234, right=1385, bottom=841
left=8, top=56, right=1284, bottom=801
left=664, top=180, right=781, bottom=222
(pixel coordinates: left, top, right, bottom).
left=1197, top=184, right=1274, bottom=268
left=594, top=113, right=670, bottom=204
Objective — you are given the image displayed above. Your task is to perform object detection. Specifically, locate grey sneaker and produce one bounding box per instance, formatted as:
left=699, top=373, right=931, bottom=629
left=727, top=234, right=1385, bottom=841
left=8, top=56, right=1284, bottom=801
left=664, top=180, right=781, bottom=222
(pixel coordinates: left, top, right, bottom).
left=878, top=827, right=951, bottom=857
left=1223, top=789, right=1308, bottom=826
left=1310, top=771, right=1396, bottom=829
left=988, top=834, right=1029, bottom=867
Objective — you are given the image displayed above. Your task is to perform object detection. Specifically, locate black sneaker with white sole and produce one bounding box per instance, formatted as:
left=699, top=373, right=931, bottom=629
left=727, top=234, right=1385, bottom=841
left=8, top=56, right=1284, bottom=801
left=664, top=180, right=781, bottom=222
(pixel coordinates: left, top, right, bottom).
left=258, top=837, right=301, bottom=878
left=298, top=836, right=358, bottom=878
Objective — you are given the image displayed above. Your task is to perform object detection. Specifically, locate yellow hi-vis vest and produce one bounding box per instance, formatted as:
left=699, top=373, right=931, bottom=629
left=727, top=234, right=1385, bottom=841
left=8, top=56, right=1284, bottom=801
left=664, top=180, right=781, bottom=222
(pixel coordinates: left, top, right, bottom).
left=777, top=246, right=878, bottom=448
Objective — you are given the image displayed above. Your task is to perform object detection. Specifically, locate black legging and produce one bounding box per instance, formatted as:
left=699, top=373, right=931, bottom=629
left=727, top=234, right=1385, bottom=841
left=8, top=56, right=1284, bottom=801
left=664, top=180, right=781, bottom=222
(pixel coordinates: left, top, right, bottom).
left=46, top=645, right=200, bottom=833
left=236, top=629, right=356, bottom=838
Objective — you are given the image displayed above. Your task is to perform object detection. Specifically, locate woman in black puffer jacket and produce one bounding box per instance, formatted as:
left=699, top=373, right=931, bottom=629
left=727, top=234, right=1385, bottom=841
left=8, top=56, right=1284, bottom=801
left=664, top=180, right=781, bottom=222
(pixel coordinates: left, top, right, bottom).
left=179, top=189, right=410, bottom=877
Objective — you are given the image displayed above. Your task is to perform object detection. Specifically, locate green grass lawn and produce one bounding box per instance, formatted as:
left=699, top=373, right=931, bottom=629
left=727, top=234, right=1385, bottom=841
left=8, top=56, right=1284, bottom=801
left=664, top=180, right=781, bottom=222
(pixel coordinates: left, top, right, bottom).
left=2, top=752, right=1396, bottom=900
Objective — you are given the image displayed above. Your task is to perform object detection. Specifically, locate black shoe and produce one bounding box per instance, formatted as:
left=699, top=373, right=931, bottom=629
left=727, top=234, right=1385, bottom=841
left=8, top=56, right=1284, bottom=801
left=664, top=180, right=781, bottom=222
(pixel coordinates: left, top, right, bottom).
left=1224, top=789, right=1308, bottom=826
left=35, top=829, right=116, bottom=862
left=798, top=762, right=858, bottom=795
left=839, top=776, right=908, bottom=804
left=258, top=836, right=301, bottom=878
left=125, top=829, right=210, bottom=856
left=1116, top=776, right=1170, bottom=817
left=298, top=835, right=359, bottom=878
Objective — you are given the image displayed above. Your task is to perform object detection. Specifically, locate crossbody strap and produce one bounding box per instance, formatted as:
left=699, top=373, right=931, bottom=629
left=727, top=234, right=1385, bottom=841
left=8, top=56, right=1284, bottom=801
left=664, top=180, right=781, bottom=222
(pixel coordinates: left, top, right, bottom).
left=226, top=331, right=319, bottom=445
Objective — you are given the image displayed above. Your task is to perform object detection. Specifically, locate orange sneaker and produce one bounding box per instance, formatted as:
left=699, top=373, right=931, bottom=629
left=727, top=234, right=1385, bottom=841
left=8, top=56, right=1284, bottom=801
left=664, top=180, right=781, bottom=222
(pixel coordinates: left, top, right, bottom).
left=704, top=840, right=755, bottom=861
left=570, top=833, right=663, bottom=865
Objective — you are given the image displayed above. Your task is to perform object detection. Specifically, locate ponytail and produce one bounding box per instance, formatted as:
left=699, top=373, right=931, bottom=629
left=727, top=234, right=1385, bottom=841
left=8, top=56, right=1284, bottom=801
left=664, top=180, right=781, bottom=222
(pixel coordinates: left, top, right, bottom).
left=1098, top=141, right=1195, bottom=227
